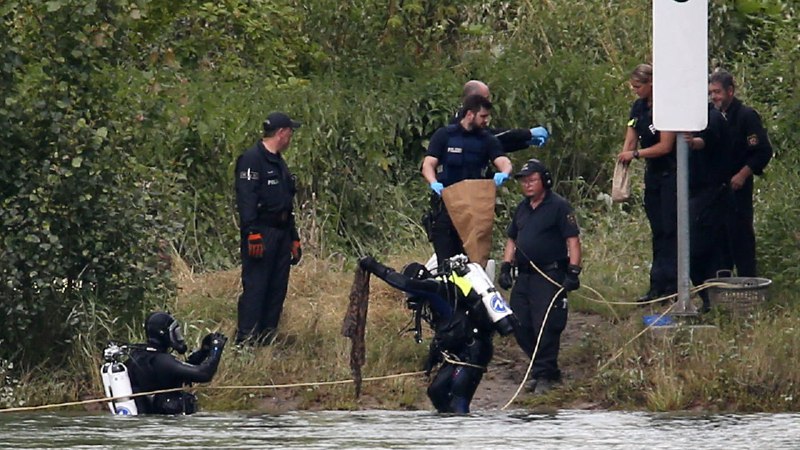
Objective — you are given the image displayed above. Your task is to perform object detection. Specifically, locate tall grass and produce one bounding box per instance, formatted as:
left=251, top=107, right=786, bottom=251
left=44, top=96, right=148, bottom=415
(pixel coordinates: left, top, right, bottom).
left=7, top=195, right=799, bottom=413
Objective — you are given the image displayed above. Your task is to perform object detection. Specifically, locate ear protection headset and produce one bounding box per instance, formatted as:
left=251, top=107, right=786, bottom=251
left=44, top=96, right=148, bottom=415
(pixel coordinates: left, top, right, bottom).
left=519, top=159, right=553, bottom=189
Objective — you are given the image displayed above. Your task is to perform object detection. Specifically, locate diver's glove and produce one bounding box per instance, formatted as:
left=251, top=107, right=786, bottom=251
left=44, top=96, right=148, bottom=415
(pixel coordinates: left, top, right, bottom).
left=247, top=233, right=264, bottom=258
left=493, top=172, right=509, bottom=187
left=429, top=181, right=444, bottom=196
left=358, top=255, right=390, bottom=278
left=290, top=240, right=302, bottom=265
left=498, top=262, right=514, bottom=290
left=210, top=333, right=228, bottom=355
left=201, top=333, right=215, bottom=352
left=529, top=126, right=550, bottom=147
left=563, top=264, right=582, bottom=291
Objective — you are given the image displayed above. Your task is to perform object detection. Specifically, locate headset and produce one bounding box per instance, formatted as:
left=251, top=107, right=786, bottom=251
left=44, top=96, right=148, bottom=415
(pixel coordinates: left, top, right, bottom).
left=519, top=159, right=553, bottom=189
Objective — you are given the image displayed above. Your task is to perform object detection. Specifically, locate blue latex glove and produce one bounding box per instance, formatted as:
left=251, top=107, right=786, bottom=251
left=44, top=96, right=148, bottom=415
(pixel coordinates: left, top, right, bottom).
left=429, top=182, right=444, bottom=196
left=529, top=126, right=550, bottom=147
left=493, top=172, right=509, bottom=187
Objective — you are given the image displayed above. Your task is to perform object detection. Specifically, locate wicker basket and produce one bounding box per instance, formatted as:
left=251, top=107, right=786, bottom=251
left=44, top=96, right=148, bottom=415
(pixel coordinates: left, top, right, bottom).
left=705, top=275, right=772, bottom=314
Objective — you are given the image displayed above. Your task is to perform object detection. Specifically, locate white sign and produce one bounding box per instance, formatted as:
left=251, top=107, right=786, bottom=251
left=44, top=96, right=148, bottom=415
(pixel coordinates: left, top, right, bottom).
left=653, top=0, right=708, bottom=131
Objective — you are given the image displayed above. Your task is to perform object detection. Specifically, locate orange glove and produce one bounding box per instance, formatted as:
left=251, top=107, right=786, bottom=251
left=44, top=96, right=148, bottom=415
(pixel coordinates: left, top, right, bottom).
left=247, top=233, right=264, bottom=258
left=290, top=240, right=302, bottom=265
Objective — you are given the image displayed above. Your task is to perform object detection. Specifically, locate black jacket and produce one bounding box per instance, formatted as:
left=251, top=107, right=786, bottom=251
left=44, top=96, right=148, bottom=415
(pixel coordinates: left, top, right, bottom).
left=724, top=97, right=773, bottom=176
left=235, top=141, right=299, bottom=239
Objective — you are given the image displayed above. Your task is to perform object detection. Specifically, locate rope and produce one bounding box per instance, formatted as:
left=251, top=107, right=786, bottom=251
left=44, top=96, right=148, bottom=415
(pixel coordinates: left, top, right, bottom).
left=597, top=301, right=677, bottom=372
left=440, top=351, right=486, bottom=371
left=501, top=284, right=563, bottom=410
left=0, top=371, right=425, bottom=414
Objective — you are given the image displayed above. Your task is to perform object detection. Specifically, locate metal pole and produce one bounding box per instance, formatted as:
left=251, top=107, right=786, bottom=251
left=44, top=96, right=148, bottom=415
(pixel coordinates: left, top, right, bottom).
left=674, top=133, right=696, bottom=315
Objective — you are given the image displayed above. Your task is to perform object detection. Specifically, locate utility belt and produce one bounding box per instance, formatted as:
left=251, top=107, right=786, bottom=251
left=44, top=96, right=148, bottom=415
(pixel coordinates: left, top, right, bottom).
left=517, top=261, right=562, bottom=274
left=257, top=210, right=291, bottom=229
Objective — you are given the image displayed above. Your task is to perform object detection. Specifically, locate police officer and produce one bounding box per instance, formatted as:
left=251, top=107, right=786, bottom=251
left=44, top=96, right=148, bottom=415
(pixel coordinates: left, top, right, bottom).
left=235, top=112, right=303, bottom=345
left=498, top=159, right=581, bottom=394
left=687, top=103, right=735, bottom=312
left=709, top=69, right=773, bottom=277
left=358, top=254, right=510, bottom=414
left=422, top=94, right=513, bottom=265
left=452, top=80, right=550, bottom=153
left=617, top=63, right=678, bottom=303
left=126, top=312, right=227, bottom=414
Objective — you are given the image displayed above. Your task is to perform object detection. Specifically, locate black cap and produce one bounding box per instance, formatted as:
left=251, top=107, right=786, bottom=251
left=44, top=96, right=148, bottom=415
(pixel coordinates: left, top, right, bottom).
left=263, top=111, right=302, bottom=133
left=515, top=158, right=548, bottom=178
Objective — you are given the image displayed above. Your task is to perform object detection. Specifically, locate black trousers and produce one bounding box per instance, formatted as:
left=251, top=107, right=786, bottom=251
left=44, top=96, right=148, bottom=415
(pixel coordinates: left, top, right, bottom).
left=643, top=170, right=678, bottom=295
left=689, top=185, right=733, bottom=309
left=237, top=226, right=292, bottom=343
left=509, top=270, right=568, bottom=381
left=429, top=205, right=465, bottom=265
left=726, top=177, right=757, bottom=276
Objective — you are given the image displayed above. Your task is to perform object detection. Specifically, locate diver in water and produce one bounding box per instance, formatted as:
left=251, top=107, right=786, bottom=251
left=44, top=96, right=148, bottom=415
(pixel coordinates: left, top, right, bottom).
left=359, top=254, right=515, bottom=414
left=124, top=312, right=227, bottom=415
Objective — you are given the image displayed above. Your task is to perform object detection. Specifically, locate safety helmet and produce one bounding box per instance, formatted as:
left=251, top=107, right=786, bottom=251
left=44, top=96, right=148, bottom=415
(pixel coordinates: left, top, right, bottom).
left=145, top=311, right=187, bottom=354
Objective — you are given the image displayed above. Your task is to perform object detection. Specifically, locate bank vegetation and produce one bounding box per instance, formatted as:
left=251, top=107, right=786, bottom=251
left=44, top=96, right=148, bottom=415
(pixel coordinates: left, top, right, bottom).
left=1, top=0, right=798, bottom=412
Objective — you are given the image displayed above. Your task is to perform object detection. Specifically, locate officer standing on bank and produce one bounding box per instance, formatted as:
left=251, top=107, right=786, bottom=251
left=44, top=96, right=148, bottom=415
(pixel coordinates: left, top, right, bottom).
left=234, top=112, right=303, bottom=345
left=498, top=159, right=581, bottom=395
left=498, top=159, right=581, bottom=394
left=686, top=103, right=734, bottom=312
left=708, top=69, right=773, bottom=276
left=617, top=63, right=678, bottom=303
left=422, top=94, right=513, bottom=264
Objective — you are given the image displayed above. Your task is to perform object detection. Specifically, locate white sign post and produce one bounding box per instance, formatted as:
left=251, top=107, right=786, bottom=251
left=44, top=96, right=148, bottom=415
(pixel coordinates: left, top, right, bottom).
left=652, top=0, right=708, bottom=315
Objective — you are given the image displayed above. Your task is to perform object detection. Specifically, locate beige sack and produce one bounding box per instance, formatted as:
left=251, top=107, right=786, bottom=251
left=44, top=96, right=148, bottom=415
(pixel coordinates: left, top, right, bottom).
left=441, top=179, right=496, bottom=267
left=612, top=160, right=631, bottom=203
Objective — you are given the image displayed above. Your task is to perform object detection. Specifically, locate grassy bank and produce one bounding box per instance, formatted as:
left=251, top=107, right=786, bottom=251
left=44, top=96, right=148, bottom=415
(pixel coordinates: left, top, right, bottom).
left=3, top=201, right=798, bottom=414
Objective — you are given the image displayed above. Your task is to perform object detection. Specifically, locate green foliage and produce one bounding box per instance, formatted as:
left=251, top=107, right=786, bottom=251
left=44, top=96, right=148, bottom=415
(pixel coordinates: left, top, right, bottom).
left=1, top=0, right=798, bottom=374
left=0, top=0, right=178, bottom=365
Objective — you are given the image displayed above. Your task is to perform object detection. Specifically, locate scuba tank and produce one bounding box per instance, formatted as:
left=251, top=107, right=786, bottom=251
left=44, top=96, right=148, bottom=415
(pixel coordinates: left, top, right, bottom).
left=448, top=254, right=515, bottom=336
left=100, top=343, right=138, bottom=416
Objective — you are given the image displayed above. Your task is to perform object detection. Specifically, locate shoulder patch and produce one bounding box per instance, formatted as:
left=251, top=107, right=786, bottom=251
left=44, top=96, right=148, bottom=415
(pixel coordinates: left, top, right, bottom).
left=627, top=118, right=636, bottom=127
left=239, top=169, right=259, bottom=180
left=747, top=134, right=759, bottom=147
left=566, top=213, right=578, bottom=226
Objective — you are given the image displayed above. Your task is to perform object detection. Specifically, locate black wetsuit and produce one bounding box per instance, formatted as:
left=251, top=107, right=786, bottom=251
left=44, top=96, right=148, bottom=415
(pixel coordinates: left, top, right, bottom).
left=359, top=256, right=498, bottom=414
left=126, top=345, right=222, bottom=414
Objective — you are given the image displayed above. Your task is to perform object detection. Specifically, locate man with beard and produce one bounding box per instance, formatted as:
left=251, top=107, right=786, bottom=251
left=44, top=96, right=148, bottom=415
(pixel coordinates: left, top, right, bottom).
left=421, top=94, right=513, bottom=264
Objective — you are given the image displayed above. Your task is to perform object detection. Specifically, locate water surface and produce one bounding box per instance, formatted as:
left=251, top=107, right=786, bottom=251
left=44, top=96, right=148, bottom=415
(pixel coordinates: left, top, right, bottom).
left=1, top=409, right=798, bottom=449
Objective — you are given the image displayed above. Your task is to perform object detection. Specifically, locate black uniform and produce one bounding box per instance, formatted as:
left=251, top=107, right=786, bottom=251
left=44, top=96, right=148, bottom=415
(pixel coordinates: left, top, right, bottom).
left=235, top=141, right=299, bottom=343
left=722, top=97, right=773, bottom=277
left=358, top=256, right=504, bottom=414
left=689, top=104, right=735, bottom=310
left=425, top=124, right=505, bottom=264
left=629, top=98, right=678, bottom=297
left=450, top=110, right=533, bottom=153
left=506, top=191, right=579, bottom=382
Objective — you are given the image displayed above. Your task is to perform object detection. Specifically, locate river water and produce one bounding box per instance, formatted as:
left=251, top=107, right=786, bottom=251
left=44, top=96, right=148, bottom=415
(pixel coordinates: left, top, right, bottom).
left=1, top=409, right=798, bottom=449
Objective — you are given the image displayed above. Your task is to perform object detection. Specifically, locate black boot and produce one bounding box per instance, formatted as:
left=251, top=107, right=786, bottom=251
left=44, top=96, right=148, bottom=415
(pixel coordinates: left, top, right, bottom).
left=637, top=290, right=658, bottom=304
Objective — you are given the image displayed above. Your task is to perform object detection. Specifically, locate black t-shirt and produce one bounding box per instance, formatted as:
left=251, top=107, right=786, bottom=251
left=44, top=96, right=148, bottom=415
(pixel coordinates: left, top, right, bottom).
left=629, top=98, right=676, bottom=174
left=506, top=192, right=579, bottom=265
